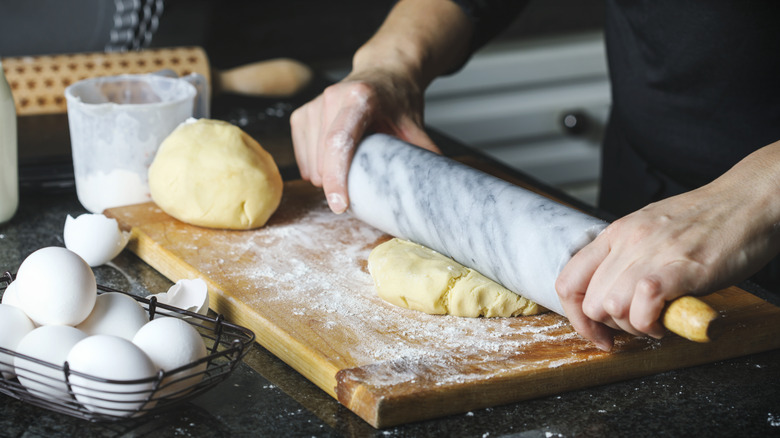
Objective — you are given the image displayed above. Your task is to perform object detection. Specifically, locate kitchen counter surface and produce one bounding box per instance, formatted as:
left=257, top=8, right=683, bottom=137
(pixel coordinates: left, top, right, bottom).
left=2, top=93, right=780, bottom=437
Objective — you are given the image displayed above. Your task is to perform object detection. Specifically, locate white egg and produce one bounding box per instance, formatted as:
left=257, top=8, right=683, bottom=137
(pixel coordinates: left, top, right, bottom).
left=63, top=214, right=130, bottom=267
left=147, top=278, right=209, bottom=316
left=132, top=317, right=208, bottom=397
left=76, top=292, right=149, bottom=340
left=1, top=280, right=22, bottom=309
left=14, top=325, right=88, bottom=399
left=66, top=335, right=157, bottom=417
left=0, top=304, right=36, bottom=379
left=15, top=247, right=97, bottom=326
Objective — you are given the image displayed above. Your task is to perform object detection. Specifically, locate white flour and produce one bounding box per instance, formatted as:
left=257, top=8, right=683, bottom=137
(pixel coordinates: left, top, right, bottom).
left=137, top=189, right=627, bottom=389
left=77, top=169, right=150, bottom=213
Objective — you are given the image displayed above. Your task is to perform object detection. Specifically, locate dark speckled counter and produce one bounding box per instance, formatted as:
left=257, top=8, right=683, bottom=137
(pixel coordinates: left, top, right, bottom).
left=3, top=91, right=780, bottom=437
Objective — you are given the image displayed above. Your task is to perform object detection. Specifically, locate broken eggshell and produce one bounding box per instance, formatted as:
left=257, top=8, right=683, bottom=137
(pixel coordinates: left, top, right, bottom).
left=64, top=214, right=131, bottom=267
left=147, top=278, right=209, bottom=315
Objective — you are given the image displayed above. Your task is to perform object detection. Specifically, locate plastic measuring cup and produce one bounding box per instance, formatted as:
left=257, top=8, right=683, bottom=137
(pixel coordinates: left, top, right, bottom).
left=65, top=74, right=198, bottom=213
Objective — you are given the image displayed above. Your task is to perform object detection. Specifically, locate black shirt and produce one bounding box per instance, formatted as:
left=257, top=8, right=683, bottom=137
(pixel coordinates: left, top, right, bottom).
left=454, top=0, right=780, bottom=213
left=453, top=0, right=780, bottom=292
left=601, top=0, right=780, bottom=215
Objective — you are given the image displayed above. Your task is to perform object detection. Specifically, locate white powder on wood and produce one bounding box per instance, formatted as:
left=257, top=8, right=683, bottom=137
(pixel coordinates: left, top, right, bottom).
left=134, top=187, right=638, bottom=390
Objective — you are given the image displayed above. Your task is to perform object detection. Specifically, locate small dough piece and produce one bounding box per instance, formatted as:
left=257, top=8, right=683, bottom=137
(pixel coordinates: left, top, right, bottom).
left=368, top=238, right=544, bottom=317
left=149, top=119, right=283, bottom=229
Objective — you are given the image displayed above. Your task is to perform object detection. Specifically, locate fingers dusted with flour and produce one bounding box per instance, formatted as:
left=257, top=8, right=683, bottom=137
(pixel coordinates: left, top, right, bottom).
left=290, top=76, right=436, bottom=214
left=319, top=88, right=371, bottom=214
left=290, top=0, right=472, bottom=214
left=291, top=83, right=374, bottom=214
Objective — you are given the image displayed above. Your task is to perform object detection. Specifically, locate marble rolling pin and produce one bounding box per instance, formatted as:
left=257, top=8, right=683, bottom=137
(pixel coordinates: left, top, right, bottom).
left=347, top=134, right=720, bottom=343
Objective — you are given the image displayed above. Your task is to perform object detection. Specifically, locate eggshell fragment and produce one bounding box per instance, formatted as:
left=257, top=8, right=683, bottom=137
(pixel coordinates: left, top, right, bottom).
left=14, top=325, right=88, bottom=400
left=133, top=317, right=208, bottom=397
left=76, top=292, right=149, bottom=340
left=147, top=278, right=209, bottom=315
left=0, top=303, right=36, bottom=379
left=66, top=335, right=157, bottom=417
left=64, top=214, right=130, bottom=267
left=15, top=247, right=97, bottom=326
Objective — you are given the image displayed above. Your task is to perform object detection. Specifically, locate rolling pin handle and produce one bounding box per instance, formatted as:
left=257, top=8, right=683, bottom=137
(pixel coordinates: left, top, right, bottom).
left=214, top=58, right=313, bottom=97
left=662, top=296, right=720, bottom=343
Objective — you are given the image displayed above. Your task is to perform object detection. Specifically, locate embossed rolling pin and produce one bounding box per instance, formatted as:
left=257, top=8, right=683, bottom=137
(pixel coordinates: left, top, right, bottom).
left=2, top=47, right=312, bottom=115
left=347, top=134, right=720, bottom=343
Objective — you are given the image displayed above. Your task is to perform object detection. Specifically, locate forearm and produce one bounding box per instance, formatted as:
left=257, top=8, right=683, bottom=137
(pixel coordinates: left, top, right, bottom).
left=556, top=138, right=780, bottom=350
left=713, top=139, right=780, bottom=209
left=352, top=0, right=473, bottom=91
left=703, top=139, right=780, bottom=259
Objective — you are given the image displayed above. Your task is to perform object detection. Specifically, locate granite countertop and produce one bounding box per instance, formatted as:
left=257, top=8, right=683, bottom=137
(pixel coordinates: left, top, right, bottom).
left=2, top=92, right=780, bottom=437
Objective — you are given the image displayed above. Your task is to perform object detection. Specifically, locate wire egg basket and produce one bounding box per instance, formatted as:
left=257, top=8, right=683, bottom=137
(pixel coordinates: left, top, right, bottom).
left=0, top=271, right=255, bottom=421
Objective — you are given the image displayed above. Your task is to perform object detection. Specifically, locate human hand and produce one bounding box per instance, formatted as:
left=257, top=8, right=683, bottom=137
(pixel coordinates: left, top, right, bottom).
left=290, top=0, right=472, bottom=214
left=290, top=70, right=438, bottom=214
left=555, top=171, right=780, bottom=351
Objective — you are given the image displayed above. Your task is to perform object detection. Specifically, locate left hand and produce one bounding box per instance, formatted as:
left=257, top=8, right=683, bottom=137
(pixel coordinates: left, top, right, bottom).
left=555, top=144, right=780, bottom=350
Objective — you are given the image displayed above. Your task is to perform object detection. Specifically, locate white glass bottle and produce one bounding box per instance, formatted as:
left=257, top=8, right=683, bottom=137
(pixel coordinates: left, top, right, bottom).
left=0, top=60, right=18, bottom=223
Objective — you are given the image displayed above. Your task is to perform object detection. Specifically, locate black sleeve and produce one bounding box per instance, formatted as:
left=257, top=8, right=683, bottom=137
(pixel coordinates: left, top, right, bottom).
left=450, top=0, right=530, bottom=51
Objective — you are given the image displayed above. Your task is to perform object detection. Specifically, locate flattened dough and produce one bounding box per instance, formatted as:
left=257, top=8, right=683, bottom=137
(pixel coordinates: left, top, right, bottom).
left=148, top=119, right=283, bottom=230
left=368, top=238, right=545, bottom=317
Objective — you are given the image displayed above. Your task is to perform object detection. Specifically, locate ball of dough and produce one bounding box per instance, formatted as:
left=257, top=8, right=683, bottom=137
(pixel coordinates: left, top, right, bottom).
left=149, top=119, right=283, bottom=230
left=368, top=238, right=545, bottom=317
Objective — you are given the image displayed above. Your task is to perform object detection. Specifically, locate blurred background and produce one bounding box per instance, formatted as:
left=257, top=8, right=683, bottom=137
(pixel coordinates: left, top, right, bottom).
left=1, top=0, right=607, bottom=205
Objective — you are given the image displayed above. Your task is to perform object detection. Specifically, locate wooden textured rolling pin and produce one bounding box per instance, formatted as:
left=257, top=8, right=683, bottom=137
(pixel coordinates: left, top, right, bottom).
left=348, top=134, right=721, bottom=343
left=1, top=46, right=312, bottom=115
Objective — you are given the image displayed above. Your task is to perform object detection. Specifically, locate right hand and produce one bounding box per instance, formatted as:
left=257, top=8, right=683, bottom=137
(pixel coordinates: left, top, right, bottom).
left=290, top=69, right=439, bottom=214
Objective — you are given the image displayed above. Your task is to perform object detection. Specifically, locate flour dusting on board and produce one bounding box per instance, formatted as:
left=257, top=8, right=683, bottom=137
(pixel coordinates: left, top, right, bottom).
left=134, top=185, right=617, bottom=390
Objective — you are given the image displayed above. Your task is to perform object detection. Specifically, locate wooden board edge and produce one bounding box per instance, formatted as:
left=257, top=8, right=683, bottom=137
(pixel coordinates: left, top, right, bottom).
left=337, top=314, right=780, bottom=428
left=106, top=193, right=780, bottom=429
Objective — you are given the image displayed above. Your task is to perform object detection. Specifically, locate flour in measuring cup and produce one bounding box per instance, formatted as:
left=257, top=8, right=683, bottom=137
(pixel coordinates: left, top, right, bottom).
left=76, top=169, right=150, bottom=213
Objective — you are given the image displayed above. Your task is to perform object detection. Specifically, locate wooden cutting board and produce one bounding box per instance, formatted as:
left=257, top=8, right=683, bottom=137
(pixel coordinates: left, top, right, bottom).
left=106, top=180, right=780, bottom=428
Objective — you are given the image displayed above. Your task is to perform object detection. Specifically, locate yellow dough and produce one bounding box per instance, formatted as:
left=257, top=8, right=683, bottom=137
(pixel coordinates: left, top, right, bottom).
left=148, top=119, right=283, bottom=230
left=368, top=238, right=544, bottom=317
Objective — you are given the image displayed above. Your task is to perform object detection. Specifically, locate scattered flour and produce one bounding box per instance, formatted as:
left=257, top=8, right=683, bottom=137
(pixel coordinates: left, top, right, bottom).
left=144, top=187, right=612, bottom=390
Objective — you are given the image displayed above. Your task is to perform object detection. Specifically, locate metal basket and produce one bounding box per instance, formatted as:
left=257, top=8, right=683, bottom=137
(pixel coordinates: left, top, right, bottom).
left=0, top=271, right=255, bottom=421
